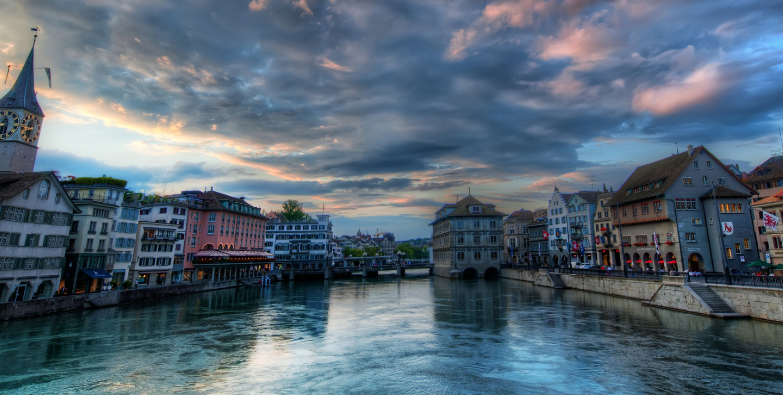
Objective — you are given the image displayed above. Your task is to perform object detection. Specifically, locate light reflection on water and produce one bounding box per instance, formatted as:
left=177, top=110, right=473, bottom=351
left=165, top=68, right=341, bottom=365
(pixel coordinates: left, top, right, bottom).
left=0, top=275, right=781, bottom=394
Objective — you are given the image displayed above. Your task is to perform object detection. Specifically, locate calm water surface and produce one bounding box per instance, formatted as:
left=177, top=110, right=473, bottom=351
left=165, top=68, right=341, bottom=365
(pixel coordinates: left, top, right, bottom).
left=1, top=274, right=782, bottom=394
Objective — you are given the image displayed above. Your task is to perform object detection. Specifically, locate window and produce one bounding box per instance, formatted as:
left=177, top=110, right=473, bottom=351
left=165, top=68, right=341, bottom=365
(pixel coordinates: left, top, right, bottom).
left=641, top=204, right=649, bottom=215
left=159, top=208, right=167, bottom=214
left=490, top=235, right=497, bottom=243
left=683, top=177, right=693, bottom=186
left=471, top=206, right=480, bottom=213
left=24, top=234, right=39, bottom=247
left=719, top=203, right=743, bottom=213
left=744, top=239, right=750, bottom=249
left=725, top=248, right=733, bottom=259
left=622, top=208, right=627, bottom=217
left=23, top=189, right=29, bottom=199
left=86, top=238, right=94, bottom=250
left=718, top=177, right=727, bottom=185
left=491, top=251, right=498, bottom=259
left=98, top=239, right=106, bottom=250
left=702, top=176, right=709, bottom=186
left=457, top=236, right=464, bottom=244
left=693, top=161, right=699, bottom=169
left=38, top=180, right=50, bottom=199
left=489, top=220, right=497, bottom=228
left=457, top=252, right=465, bottom=260
left=735, top=243, right=741, bottom=253
left=457, top=221, right=464, bottom=229
left=708, top=217, right=713, bottom=225
left=209, top=213, right=216, bottom=222
left=89, top=221, right=97, bottom=233
left=473, top=221, right=480, bottom=228
left=473, top=235, right=480, bottom=244
left=207, top=225, right=215, bottom=235
left=100, top=223, right=108, bottom=234
left=685, top=233, right=696, bottom=242
left=632, top=206, right=638, bottom=216
left=474, top=251, right=481, bottom=260
left=55, top=193, right=61, bottom=204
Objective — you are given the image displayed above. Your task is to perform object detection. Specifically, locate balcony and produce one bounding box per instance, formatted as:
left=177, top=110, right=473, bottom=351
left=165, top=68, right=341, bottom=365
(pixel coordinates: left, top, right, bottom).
left=87, top=230, right=97, bottom=235
left=100, top=231, right=109, bottom=235
left=69, top=193, right=122, bottom=206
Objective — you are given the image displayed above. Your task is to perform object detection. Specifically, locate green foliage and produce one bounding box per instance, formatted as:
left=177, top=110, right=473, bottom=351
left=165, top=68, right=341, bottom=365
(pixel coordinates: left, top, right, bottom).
left=342, top=247, right=364, bottom=258
left=70, top=176, right=128, bottom=188
left=122, top=280, right=133, bottom=289
left=395, top=242, right=428, bottom=259
left=362, top=245, right=383, bottom=256
left=280, top=199, right=311, bottom=222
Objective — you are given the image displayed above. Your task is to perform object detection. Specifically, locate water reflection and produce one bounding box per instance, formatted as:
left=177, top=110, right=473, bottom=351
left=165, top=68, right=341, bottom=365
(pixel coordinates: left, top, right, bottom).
left=0, top=276, right=780, bottom=394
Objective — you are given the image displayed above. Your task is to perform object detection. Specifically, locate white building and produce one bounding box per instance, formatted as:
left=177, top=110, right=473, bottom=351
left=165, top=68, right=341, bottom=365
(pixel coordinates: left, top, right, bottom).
left=547, top=187, right=572, bottom=266
left=130, top=221, right=179, bottom=286
left=0, top=172, right=78, bottom=301
left=265, top=214, right=333, bottom=270
left=109, top=203, right=140, bottom=284
left=139, top=203, right=188, bottom=283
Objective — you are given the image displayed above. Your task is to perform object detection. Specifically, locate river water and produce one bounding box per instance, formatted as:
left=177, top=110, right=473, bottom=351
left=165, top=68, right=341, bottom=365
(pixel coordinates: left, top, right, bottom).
left=1, top=274, right=782, bottom=394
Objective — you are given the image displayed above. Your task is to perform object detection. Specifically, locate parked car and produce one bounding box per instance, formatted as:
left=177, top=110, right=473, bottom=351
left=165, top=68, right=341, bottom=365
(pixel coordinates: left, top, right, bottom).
left=573, top=262, right=592, bottom=269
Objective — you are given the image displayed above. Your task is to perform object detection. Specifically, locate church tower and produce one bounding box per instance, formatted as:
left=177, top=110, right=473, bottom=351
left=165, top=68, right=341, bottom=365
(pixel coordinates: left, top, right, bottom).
left=0, top=40, right=44, bottom=173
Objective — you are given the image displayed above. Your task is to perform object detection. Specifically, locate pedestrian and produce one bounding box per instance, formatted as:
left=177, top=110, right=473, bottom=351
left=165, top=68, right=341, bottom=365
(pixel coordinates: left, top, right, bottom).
left=134, top=279, right=138, bottom=289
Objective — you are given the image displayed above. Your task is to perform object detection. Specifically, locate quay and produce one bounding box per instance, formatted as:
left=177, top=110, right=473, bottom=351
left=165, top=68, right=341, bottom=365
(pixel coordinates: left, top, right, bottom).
left=500, top=265, right=783, bottom=324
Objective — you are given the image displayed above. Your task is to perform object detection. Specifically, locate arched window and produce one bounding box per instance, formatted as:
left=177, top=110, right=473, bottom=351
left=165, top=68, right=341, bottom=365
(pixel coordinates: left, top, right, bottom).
left=38, top=179, right=50, bottom=199
left=217, top=244, right=223, bottom=250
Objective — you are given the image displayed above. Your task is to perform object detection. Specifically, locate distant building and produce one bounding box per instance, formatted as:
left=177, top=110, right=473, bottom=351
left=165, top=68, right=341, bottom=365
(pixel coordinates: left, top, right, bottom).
left=527, top=209, right=549, bottom=265
left=566, top=191, right=600, bottom=265
left=503, top=209, right=535, bottom=264
left=129, top=221, right=179, bottom=286
left=265, top=214, right=333, bottom=270
left=593, top=186, right=617, bottom=267
left=138, top=202, right=188, bottom=283
left=371, top=232, right=396, bottom=257
left=547, top=187, right=573, bottom=266
left=751, top=191, right=783, bottom=271
left=745, top=154, right=783, bottom=262
left=430, top=195, right=505, bottom=278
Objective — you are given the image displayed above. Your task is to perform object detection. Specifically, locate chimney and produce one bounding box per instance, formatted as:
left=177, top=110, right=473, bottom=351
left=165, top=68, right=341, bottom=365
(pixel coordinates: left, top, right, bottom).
left=687, top=144, right=693, bottom=155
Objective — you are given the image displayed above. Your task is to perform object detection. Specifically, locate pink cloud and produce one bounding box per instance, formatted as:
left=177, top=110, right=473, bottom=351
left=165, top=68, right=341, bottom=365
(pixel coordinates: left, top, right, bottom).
left=317, top=57, right=353, bottom=72
left=445, top=29, right=477, bottom=61
left=248, top=0, right=270, bottom=11
left=539, top=20, right=620, bottom=65
left=632, top=63, right=724, bottom=116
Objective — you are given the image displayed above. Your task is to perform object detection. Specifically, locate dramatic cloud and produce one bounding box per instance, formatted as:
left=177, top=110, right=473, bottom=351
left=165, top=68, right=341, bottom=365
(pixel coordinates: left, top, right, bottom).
left=3, top=0, right=782, bottom=239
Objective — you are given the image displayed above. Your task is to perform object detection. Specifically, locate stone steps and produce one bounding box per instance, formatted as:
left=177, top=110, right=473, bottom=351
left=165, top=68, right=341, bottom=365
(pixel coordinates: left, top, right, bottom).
left=688, top=284, right=735, bottom=313
left=548, top=273, right=567, bottom=289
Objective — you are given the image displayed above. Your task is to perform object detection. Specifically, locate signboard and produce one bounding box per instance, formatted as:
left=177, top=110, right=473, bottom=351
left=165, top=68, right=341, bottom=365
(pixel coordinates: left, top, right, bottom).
left=688, top=247, right=701, bottom=252
left=766, top=253, right=771, bottom=263
left=721, top=222, right=734, bottom=236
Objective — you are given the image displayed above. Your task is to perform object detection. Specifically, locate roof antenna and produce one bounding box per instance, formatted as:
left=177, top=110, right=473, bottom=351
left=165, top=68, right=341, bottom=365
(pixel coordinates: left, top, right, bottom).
left=588, top=175, right=596, bottom=190
left=778, top=126, right=782, bottom=150
left=468, top=187, right=471, bottom=196
left=676, top=142, right=679, bottom=154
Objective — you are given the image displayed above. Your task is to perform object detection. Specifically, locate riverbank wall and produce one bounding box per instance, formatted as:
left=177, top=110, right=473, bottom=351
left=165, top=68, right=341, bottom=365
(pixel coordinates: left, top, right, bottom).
left=500, top=268, right=783, bottom=324
left=0, top=280, right=239, bottom=321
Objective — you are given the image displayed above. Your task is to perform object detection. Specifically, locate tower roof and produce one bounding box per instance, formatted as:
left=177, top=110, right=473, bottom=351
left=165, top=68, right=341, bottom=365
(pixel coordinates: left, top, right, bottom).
left=0, top=42, right=43, bottom=116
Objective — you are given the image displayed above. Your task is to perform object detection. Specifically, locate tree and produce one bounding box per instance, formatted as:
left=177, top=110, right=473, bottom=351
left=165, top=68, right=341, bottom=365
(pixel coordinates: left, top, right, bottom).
left=362, top=245, right=383, bottom=256
left=342, top=247, right=363, bottom=258
left=395, top=242, right=415, bottom=260
left=280, top=199, right=310, bottom=222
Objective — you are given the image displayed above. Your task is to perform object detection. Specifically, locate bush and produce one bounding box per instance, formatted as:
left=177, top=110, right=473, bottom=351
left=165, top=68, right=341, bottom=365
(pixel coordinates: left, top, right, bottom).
left=69, top=177, right=128, bottom=188
left=122, top=280, right=133, bottom=289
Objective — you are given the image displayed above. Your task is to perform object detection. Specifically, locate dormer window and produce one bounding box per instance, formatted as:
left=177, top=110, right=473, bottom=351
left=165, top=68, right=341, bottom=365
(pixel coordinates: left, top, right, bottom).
left=471, top=206, right=480, bottom=213
left=38, top=180, right=50, bottom=199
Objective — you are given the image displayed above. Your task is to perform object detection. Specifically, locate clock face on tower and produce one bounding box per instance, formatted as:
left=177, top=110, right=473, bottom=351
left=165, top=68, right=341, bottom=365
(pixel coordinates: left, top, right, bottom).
left=0, top=110, right=20, bottom=140
left=20, top=114, right=41, bottom=144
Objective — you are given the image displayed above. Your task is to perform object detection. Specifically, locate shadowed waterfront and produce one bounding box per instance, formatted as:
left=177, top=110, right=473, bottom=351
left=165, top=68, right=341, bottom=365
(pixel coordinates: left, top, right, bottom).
left=0, top=277, right=781, bottom=394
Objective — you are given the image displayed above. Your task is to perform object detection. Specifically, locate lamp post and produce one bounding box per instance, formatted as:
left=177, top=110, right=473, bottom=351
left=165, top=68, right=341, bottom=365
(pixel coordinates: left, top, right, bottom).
left=363, top=252, right=367, bottom=267
left=396, top=250, right=402, bottom=263
left=349, top=254, right=353, bottom=267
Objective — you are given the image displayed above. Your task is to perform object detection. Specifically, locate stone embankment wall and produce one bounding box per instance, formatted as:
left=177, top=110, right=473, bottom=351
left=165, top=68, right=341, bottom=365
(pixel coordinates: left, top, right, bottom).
left=500, top=268, right=783, bottom=324
left=710, top=285, right=783, bottom=323
left=0, top=280, right=239, bottom=321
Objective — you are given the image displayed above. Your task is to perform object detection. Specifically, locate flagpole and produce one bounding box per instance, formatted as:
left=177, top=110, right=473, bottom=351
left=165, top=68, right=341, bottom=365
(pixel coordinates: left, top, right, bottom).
left=712, top=182, right=725, bottom=274
left=616, top=203, right=628, bottom=277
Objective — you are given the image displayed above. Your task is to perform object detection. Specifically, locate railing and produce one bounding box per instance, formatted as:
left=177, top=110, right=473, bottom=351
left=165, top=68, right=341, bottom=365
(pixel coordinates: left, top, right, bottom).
left=505, top=264, right=665, bottom=280
left=70, top=194, right=122, bottom=205
left=699, top=273, right=783, bottom=289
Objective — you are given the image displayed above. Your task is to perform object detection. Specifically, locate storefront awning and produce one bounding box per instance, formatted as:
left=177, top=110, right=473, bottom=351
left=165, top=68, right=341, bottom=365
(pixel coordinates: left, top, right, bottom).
left=81, top=269, right=113, bottom=279
left=137, top=271, right=168, bottom=274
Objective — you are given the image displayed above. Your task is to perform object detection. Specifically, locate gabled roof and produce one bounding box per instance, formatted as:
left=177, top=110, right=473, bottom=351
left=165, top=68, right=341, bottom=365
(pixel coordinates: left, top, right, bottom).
left=571, top=191, right=599, bottom=203
left=0, top=171, right=80, bottom=213
left=506, top=209, right=535, bottom=222
left=699, top=186, right=751, bottom=200
left=606, top=146, right=753, bottom=206
left=0, top=42, right=43, bottom=116
left=745, top=156, right=783, bottom=184
left=197, top=190, right=268, bottom=219
left=444, top=195, right=506, bottom=218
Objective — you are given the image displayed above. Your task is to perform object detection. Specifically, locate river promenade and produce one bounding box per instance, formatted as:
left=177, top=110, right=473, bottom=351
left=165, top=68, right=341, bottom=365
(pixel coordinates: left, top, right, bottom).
left=1, top=275, right=781, bottom=394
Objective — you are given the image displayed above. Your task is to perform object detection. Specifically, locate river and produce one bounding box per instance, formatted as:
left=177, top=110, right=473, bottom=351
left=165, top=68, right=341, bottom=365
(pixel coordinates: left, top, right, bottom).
left=0, top=274, right=781, bottom=394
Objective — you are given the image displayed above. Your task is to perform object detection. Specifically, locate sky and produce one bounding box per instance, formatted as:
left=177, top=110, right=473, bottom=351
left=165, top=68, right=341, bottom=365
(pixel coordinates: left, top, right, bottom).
left=1, top=0, right=783, bottom=240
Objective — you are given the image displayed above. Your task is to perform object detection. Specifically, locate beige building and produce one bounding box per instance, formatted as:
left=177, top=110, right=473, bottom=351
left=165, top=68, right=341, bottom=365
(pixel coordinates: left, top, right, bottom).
left=746, top=155, right=783, bottom=261
left=593, top=187, right=617, bottom=267
left=431, top=195, right=506, bottom=278
left=751, top=192, right=783, bottom=271
left=503, top=209, right=534, bottom=264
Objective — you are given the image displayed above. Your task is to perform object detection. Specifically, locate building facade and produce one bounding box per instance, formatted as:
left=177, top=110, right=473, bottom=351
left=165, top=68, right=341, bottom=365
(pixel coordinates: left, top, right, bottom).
left=751, top=191, right=783, bottom=272
left=129, top=221, right=179, bottom=286
left=527, top=209, right=549, bottom=265
left=430, top=195, right=505, bottom=278
left=109, top=203, right=141, bottom=284
left=503, top=209, right=534, bottom=264
left=547, top=187, right=572, bottom=266
left=566, top=191, right=599, bottom=265
left=593, top=187, right=618, bottom=267
left=0, top=172, right=77, bottom=301
left=745, top=154, right=783, bottom=262
left=606, top=145, right=759, bottom=273
left=0, top=42, right=43, bottom=173
left=139, top=203, right=188, bottom=283
left=264, top=214, right=333, bottom=270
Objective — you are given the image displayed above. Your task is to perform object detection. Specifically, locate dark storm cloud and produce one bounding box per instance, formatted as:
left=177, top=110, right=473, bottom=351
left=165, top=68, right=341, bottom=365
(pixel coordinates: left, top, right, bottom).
left=9, top=0, right=783, bottom=200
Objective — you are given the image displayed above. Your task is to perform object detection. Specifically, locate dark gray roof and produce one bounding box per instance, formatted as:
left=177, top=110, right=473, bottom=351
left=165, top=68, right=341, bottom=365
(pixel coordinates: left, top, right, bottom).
left=0, top=171, right=80, bottom=213
left=572, top=191, right=599, bottom=203
left=0, top=43, right=43, bottom=116
left=699, top=186, right=751, bottom=199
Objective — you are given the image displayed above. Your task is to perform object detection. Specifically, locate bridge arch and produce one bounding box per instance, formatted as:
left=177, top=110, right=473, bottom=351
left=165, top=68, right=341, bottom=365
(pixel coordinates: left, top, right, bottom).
left=484, top=267, right=499, bottom=279
left=463, top=267, right=478, bottom=279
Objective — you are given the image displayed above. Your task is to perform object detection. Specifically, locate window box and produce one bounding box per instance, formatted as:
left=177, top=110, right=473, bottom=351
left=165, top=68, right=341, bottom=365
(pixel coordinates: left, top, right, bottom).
left=633, top=242, right=647, bottom=246
left=600, top=227, right=607, bottom=231
left=664, top=241, right=674, bottom=245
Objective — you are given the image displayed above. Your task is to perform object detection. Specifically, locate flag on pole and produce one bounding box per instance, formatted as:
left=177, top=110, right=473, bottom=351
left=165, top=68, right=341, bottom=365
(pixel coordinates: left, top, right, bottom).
left=763, top=211, right=779, bottom=231
left=653, top=232, right=659, bottom=256
left=44, top=67, right=51, bottom=88
left=543, top=231, right=549, bottom=240
left=580, top=241, right=585, bottom=255
left=31, top=28, right=38, bottom=32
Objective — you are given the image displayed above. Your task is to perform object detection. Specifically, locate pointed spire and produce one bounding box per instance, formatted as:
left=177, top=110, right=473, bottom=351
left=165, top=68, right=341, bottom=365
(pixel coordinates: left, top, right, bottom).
left=0, top=41, right=42, bottom=116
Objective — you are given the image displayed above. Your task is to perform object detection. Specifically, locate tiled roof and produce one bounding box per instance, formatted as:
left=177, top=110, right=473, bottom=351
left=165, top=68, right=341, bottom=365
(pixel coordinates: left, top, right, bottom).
left=506, top=209, right=535, bottom=221
left=745, top=157, right=783, bottom=184
left=606, top=147, right=698, bottom=206
left=572, top=191, right=600, bottom=203
left=194, top=249, right=275, bottom=259
left=0, top=171, right=81, bottom=212
left=751, top=189, right=783, bottom=206
left=699, top=186, right=751, bottom=199
left=0, top=43, right=43, bottom=116
left=197, top=190, right=268, bottom=219
left=444, top=195, right=506, bottom=218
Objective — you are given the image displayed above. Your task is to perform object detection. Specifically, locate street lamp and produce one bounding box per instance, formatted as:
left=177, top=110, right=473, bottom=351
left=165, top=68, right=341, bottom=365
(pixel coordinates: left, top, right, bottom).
left=363, top=252, right=367, bottom=267
left=396, top=250, right=402, bottom=263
